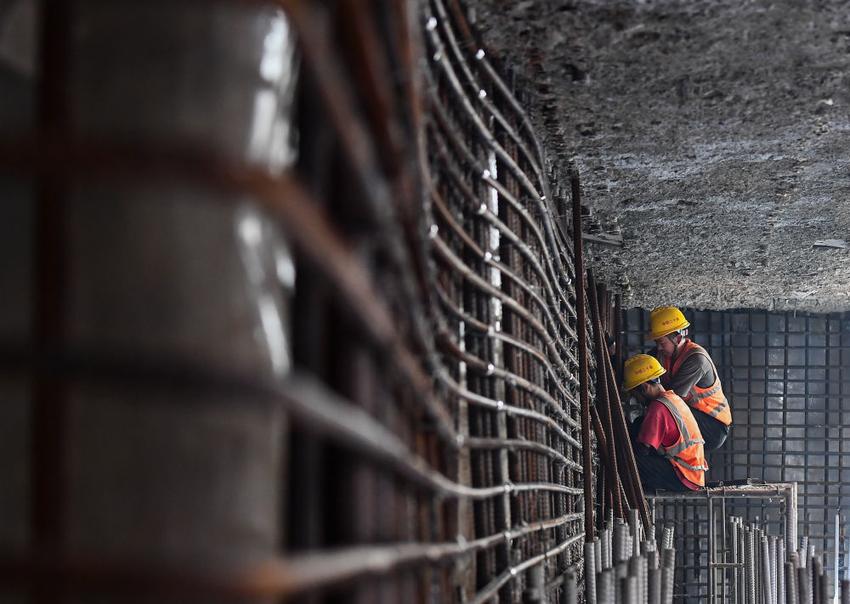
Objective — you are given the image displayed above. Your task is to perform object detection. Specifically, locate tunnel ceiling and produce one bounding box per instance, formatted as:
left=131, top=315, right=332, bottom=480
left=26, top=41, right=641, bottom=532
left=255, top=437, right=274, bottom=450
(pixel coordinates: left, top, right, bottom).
left=468, top=0, right=850, bottom=312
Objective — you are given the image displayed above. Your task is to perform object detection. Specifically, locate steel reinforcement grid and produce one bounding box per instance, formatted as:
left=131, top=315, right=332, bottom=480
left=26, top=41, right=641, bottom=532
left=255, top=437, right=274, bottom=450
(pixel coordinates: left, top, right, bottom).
left=624, top=308, right=850, bottom=602
left=0, top=1, right=596, bottom=602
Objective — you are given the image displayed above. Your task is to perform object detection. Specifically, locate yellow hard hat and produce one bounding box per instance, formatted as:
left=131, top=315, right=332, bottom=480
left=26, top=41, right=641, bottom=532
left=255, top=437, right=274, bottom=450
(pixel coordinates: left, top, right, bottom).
left=623, top=354, right=666, bottom=391
left=648, top=306, right=690, bottom=340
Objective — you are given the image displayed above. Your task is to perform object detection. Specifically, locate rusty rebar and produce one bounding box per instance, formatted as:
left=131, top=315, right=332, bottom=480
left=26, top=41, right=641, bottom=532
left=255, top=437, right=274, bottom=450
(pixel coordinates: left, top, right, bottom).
left=29, top=5, right=73, bottom=604
left=431, top=0, right=544, bottom=181
left=587, top=268, right=623, bottom=518
left=590, top=406, right=626, bottom=519
left=602, top=336, right=651, bottom=530
left=571, top=170, right=595, bottom=557
left=585, top=542, right=597, bottom=604
left=0, top=1, right=601, bottom=600
left=587, top=272, right=650, bottom=530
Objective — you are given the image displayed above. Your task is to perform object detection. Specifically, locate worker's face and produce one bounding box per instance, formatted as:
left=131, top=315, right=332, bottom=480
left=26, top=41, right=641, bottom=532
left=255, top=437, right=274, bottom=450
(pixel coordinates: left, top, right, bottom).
left=655, top=334, right=677, bottom=357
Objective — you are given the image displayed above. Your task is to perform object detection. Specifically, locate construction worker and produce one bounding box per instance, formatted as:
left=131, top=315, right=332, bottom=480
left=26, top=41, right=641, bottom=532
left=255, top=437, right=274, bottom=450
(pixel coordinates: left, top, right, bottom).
left=648, top=306, right=731, bottom=451
left=624, top=354, right=708, bottom=492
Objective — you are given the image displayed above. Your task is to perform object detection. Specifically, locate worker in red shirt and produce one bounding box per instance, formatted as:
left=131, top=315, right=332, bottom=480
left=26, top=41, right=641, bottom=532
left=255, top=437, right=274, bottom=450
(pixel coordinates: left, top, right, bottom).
left=649, top=306, right=732, bottom=451
left=624, top=354, right=708, bottom=492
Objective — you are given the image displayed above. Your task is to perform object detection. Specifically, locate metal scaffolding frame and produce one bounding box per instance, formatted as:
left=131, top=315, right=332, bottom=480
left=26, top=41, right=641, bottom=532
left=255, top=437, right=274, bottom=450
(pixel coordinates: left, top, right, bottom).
left=650, top=483, right=798, bottom=602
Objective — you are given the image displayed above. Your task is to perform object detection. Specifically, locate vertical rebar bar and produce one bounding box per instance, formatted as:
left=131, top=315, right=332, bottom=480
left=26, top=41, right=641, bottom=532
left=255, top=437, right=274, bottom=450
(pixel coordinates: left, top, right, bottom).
left=648, top=566, right=661, bottom=604
left=787, top=484, right=799, bottom=560
left=709, top=496, right=715, bottom=603
left=622, top=575, right=638, bottom=604
left=571, top=171, right=595, bottom=600
left=598, top=568, right=615, bottom=604
left=614, top=293, right=623, bottom=382
left=615, top=522, right=627, bottom=564
left=661, top=547, right=675, bottom=604
left=617, top=561, right=629, bottom=581
left=648, top=548, right=659, bottom=571
left=663, top=524, right=675, bottom=551
left=746, top=527, right=757, bottom=604
left=602, top=346, right=651, bottom=530
left=779, top=538, right=787, bottom=604
left=722, top=498, right=728, bottom=603
left=757, top=526, right=763, bottom=604
left=561, top=570, right=578, bottom=604
left=813, top=554, right=821, bottom=604
left=731, top=518, right=739, bottom=604
left=800, top=566, right=812, bottom=604
left=524, top=564, right=545, bottom=603
left=772, top=535, right=779, bottom=604
left=788, top=561, right=800, bottom=604
left=601, top=528, right=611, bottom=570
left=615, top=564, right=627, bottom=603
left=629, top=556, right=642, bottom=604
left=770, top=536, right=778, bottom=604
left=814, top=555, right=824, bottom=604
left=594, top=537, right=602, bottom=579
left=844, top=536, right=849, bottom=584
left=741, top=520, right=748, bottom=604
left=585, top=541, right=597, bottom=604
left=763, top=535, right=775, bottom=604
left=630, top=508, right=641, bottom=549
left=835, top=513, right=841, bottom=604
left=587, top=268, right=623, bottom=521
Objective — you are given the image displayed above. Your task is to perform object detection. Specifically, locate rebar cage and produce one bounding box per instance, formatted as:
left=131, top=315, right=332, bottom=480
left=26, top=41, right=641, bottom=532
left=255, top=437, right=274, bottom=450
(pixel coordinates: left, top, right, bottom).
left=0, top=1, right=601, bottom=602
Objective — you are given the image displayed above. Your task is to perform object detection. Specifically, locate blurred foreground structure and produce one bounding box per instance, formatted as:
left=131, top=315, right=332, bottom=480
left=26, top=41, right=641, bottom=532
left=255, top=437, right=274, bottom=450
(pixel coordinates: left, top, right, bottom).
left=0, top=1, right=604, bottom=602
left=2, top=1, right=850, bottom=603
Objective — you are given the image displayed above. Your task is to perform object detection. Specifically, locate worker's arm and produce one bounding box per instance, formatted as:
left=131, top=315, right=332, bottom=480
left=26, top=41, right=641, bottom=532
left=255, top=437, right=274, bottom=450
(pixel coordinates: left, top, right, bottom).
left=667, top=353, right=715, bottom=400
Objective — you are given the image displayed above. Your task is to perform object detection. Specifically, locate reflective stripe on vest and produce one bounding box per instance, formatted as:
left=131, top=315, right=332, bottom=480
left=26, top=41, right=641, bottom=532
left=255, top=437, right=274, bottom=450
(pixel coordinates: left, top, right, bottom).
left=692, top=382, right=722, bottom=400
left=653, top=392, right=709, bottom=483
left=662, top=340, right=732, bottom=426
left=671, top=456, right=710, bottom=473
left=655, top=396, right=704, bottom=457
left=665, top=436, right=705, bottom=457
left=693, top=380, right=731, bottom=419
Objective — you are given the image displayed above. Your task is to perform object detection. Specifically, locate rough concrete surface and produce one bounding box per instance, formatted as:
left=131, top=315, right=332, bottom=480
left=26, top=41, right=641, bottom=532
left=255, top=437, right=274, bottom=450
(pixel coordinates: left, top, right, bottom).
left=468, top=0, right=850, bottom=311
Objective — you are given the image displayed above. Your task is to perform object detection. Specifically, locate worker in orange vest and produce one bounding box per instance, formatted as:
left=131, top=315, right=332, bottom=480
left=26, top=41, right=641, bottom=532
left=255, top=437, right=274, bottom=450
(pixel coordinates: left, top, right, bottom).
left=624, top=354, right=708, bottom=492
left=649, top=306, right=732, bottom=451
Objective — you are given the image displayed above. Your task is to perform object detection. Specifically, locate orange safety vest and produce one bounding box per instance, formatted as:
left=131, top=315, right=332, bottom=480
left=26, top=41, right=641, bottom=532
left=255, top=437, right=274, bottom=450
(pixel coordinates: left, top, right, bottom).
left=654, top=391, right=709, bottom=487
left=659, top=339, right=732, bottom=426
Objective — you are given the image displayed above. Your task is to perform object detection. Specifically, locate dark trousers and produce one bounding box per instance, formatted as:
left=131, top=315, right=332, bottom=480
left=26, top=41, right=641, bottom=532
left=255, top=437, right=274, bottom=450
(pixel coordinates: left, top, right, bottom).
left=691, top=408, right=729, bottom=451
left=629, top=416, right=691, bottom=493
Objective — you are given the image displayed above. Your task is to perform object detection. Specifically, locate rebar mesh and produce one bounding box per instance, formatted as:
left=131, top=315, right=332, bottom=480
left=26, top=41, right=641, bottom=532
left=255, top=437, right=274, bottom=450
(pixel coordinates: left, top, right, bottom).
left=626, top=308, right=850, bottom=602
left=0, top=0, right=597, bottom=601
